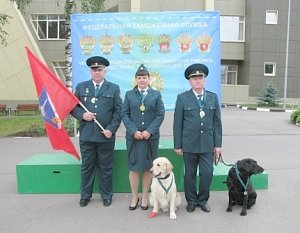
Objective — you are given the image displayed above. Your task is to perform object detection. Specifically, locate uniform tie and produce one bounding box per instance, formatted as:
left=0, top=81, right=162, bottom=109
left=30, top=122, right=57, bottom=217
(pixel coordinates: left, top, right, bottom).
left=197, top=94, right=203, bottom=105
left=95, top=84, right=100, bottom=96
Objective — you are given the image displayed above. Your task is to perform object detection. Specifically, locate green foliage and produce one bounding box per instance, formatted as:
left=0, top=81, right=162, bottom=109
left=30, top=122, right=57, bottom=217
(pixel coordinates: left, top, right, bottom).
left=28, top=122, right=46, bottom=136
left=0, top=14, right=12, bottom=46
left=81, top=0, right=105, bottom=13
left=12, top=0, right=32, bottom=13
left=290, top=109, right=300, bottom=124
left=0, top=115, right=79, bottom=137
left=64, top=116, right=79, bottom=136
left=257, top=81, right=280, bottom=107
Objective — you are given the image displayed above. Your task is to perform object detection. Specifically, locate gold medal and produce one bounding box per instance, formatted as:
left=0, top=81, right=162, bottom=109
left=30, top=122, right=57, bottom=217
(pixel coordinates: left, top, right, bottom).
left=91, top=97, right=96, bottom=104
left=200, top=110, right=205, bottom=118
left=140, top=104, right=145, bottom=112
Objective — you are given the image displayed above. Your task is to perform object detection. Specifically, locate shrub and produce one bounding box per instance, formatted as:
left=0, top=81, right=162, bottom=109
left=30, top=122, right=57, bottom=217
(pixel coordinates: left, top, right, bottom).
left=257, top=81, right=280, bottom=107
left=290, top=109, right=300, bottom=124
left=28, top=122, right=46, bottom=136
left=64, top=116, right=79, bottom=136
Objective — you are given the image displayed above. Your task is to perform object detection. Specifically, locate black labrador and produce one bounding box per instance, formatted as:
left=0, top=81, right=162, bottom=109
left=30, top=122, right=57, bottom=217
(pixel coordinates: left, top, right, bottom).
left=226, top=158, right=264, bottom=216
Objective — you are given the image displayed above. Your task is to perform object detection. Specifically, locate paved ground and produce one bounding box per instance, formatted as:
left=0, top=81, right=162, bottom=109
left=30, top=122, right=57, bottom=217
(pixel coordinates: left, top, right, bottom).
left=1, top=107, right=300, bottom=233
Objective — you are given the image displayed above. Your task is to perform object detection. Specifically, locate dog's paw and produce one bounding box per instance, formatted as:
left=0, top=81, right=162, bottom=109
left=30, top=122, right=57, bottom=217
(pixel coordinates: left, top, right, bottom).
left=226, top=207, right=232, bottom=212
left=240, top=211, right=247, bottom=216
left=148, top=211, right=157, bottom=218
left=170, top=212, right=177, bottom=220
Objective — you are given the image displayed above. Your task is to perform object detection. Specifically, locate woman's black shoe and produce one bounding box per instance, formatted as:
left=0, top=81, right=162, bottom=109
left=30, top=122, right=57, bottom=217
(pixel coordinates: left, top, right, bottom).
left=129, top=198, right=139, bottom=211
left=141, top=205, right=148, bottom=210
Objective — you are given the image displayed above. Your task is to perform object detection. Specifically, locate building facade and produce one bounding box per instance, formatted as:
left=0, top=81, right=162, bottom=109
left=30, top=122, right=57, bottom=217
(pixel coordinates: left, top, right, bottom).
left=1, top=0, right=299, bottom=108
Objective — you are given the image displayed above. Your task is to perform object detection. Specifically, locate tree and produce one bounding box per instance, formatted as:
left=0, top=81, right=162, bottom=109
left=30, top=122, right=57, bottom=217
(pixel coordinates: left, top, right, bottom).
left=64, top=0, right=105, bottom=90
left=0, top=14, right=11, bottom=46
left=256, top=81, right=280, bottom=107
left=0, top=0, right=32, bottom=46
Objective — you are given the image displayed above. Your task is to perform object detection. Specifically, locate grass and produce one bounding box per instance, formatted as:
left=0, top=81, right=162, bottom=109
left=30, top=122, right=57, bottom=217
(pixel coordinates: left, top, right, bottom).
left=0, top=115, right=44, bottom=137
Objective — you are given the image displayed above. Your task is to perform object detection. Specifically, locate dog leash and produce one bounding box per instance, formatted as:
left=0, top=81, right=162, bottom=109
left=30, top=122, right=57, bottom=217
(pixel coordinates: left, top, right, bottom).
left=215, top=153, right=234, bottom=167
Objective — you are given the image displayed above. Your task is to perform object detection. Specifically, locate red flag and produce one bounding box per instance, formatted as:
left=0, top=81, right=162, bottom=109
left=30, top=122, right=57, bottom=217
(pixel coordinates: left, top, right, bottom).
left=26, top=47, right=80, bottom=160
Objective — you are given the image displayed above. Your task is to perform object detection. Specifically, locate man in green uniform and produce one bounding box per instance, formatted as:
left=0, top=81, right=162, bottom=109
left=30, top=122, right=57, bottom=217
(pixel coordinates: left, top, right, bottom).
left=173, top=63, right=222, bottom=213
left=72, top=56, right=122, bottom=207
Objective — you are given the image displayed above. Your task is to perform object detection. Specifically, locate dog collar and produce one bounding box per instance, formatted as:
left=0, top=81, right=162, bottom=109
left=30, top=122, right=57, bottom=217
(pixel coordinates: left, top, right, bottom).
left=234, top=163, right=250, bottom=195
left=157, top=174, right=170, bottom=180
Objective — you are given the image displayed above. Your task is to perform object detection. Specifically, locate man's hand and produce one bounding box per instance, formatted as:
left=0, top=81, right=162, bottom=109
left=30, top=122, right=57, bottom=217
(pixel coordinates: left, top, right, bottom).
left=102, top=129, right=112, bottom=139
left=83, top=112, right=96, bottom=121
left=174, top=148, right=183, bottom=156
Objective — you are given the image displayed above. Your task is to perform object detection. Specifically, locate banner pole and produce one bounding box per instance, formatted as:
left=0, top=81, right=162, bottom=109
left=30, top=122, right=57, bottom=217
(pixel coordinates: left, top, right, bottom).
left=78, top=102, right=105, bottom=131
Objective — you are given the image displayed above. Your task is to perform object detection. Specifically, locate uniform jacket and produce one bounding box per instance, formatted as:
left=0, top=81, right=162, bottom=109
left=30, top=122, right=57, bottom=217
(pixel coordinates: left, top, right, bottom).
left=173, top=89, right=222, bottom=153
left=122, top=87, right=165, bottom=140
left=71, top=79, right=122, bottom=142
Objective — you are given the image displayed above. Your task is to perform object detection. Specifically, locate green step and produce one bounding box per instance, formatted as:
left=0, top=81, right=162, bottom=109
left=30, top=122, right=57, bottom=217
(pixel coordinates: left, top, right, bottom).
left=16, top=139, right=268, bottom=194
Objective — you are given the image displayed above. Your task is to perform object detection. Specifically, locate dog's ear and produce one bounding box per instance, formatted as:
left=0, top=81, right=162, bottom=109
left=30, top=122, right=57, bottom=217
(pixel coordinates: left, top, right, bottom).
left=239, top=160, right=251, bottom=173
left=166, top=162, right=173, bottom=174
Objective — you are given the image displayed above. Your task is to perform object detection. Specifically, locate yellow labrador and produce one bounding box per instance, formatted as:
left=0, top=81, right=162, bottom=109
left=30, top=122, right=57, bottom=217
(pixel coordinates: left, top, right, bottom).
left=148, top=157, right=181, bottom=219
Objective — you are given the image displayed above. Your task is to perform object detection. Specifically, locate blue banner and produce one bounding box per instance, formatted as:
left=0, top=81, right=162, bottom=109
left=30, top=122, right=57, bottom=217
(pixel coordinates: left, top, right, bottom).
left=71, top=11, right=220, bottom=110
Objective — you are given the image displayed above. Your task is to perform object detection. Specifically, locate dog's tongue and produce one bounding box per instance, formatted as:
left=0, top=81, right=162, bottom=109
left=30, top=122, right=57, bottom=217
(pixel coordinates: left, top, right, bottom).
left=148, top=212, right=157, bottom=218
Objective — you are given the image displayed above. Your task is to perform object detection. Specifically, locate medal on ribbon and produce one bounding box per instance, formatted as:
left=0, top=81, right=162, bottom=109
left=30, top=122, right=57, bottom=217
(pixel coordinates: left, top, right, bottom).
left=138, top=89, right=147, bottom=112
left=200, top=110, right=205, bottom=118
left=197, top=90, right=206, bottom=118
left=140, top=104, right=145, bottom=112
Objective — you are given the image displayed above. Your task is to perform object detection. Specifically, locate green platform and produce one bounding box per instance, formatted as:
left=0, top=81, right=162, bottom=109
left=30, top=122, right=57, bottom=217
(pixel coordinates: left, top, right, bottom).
left=16, top=139, right=268, bottom=194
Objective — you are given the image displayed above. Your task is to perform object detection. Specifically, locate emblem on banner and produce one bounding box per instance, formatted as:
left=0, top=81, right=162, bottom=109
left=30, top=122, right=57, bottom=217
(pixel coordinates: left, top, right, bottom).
left=39, top=88, right=62, bottom=129
left=80, top=35, right=96, bottom=55
left=177, top=34, right=193, bottom=53
left=197, top=33, right=212, bottom=53
left=132, top=71, right=164, bottom=92
left=99, top=34, right=115, bottom=55
left=138, top=34, right=154, bottom=53
left=157, top=34, right=172, bottom=53
left=118, top=34, right=134, bottom=54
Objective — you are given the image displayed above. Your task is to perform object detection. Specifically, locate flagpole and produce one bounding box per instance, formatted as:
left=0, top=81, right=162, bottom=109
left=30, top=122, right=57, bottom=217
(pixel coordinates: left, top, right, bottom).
left=79, top=102, right=105, bottom=131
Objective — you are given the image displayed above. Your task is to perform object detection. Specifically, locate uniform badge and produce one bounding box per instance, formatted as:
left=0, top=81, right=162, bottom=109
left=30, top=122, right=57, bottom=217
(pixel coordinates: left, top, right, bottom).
left=80, top=35, right=96, bottom=55
left=197, top=33, right=212, bottom=53
left=99, top=34, right=114, bottom=55
left=85, top=88, right=89, bottom=93
left=91, top=97, right=96, bottom=104
left=118, top=34, right=134, bottom=54
left=138, top=34, right=154, bottom=53
left=158, top=34, right=172, bottom=53
left=177, top=34, right=193, bottom=53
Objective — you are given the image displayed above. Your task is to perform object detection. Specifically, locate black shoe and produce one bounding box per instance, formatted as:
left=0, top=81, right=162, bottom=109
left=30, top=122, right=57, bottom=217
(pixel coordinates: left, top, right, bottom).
left=79, top=199, right=89, bottom=207
left=186, top=203, right=196, bottom=212
left=103, top=199, right=112, bottom=207
left=129, top=198, right=139, bottom=211
left=199, top=203, right=210, bottom=213
left=141, top=205, right=148, bottom=210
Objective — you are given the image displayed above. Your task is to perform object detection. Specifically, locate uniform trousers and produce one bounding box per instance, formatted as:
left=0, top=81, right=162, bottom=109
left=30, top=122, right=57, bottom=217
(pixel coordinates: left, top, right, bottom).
left=80, top=140, right=114, bottom=200
left=183, top=152, right=214, bottom=205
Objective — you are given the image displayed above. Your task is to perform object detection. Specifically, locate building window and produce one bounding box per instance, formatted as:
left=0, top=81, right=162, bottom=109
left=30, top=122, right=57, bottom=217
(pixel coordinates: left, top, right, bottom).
left=52, top=61, right=66, bottom=83
left=221, top=65, right=238, bottom=85
left=31, top=15, right=65, bottom=40
left=266, top=10, right=278, bottom=24
left=264, top=62, right=276, bottom=76
left=220, top=16, right=245, bottom=42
